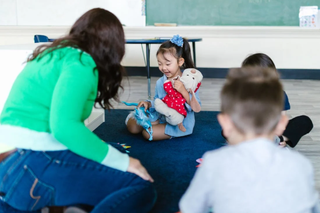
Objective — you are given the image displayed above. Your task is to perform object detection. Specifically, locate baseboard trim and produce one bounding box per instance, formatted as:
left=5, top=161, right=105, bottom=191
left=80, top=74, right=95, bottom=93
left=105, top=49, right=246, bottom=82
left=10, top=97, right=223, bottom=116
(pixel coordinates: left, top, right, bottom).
left=124, top=66, right=320, bottom=80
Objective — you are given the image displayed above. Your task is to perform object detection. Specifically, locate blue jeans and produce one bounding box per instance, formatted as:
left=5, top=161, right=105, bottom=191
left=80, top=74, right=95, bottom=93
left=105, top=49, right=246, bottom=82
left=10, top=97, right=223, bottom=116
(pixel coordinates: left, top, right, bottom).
left=0, top=149, right=156, bottom=213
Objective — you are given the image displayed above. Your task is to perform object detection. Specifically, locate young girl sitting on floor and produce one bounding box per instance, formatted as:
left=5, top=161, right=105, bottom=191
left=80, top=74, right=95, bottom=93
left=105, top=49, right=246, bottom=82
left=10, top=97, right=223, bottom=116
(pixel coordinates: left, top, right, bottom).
left=126, top=35, right=201, bottom=141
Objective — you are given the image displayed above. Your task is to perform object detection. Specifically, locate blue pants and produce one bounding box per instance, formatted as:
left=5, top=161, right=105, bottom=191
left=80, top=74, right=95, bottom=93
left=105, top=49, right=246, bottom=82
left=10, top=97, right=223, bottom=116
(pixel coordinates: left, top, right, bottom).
left=0, top=149, right=156, bottom=213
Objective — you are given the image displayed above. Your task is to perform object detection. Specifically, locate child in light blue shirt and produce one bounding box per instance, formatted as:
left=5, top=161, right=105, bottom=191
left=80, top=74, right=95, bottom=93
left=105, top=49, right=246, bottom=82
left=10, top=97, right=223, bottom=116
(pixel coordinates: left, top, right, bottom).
left=180, top=67, right=319, bottom=213
left=126, top=35, right=201, bottom=141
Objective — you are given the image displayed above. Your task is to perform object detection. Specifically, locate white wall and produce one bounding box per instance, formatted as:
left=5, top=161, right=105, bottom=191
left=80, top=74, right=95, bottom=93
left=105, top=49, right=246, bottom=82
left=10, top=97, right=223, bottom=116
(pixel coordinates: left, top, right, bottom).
left=0, top=26, right=320, bottom=69
left=0, top=0, right=145, bottom=26
left=0, top=0, right=319, bottom=70
left=122, top=26, right=320, bottom=69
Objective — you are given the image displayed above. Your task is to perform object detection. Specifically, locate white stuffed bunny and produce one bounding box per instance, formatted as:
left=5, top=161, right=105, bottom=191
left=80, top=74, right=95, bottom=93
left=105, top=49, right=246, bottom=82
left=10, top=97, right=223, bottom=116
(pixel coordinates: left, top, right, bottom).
left=154, top=68, right=203, bottom=132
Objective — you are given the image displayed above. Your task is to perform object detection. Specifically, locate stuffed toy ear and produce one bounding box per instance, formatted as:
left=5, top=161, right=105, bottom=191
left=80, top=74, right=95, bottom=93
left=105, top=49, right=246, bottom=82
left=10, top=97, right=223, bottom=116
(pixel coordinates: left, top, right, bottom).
left=194, top=82, right=201, bottom=93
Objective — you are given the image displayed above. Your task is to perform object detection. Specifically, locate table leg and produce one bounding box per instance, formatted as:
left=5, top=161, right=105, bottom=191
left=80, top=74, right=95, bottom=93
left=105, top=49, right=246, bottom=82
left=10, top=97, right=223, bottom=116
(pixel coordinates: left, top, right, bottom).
left=146, top=43, right=151, bottom=99
left=192, top=42, right=196, bottom=67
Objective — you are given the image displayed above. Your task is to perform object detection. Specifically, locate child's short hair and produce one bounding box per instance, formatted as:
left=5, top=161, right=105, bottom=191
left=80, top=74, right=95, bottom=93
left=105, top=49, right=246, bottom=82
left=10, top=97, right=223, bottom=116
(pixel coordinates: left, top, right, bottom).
left=221, top=66, right=284, bottom=135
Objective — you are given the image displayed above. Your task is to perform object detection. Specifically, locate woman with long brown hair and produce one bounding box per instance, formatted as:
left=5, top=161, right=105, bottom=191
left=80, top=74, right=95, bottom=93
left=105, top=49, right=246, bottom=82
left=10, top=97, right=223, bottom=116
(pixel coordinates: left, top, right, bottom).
left=0, top=8, right=155, bottom=213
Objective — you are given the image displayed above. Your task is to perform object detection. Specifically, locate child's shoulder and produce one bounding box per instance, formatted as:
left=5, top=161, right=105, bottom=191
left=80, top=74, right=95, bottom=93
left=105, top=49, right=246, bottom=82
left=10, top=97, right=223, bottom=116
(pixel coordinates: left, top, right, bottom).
left=281, top=147, right=312, bottom=170
left=202, top=145, right=235, bottom=164
left=156, top=75, right=167, bottom=84
left=203, top=139, right=311, bottom=168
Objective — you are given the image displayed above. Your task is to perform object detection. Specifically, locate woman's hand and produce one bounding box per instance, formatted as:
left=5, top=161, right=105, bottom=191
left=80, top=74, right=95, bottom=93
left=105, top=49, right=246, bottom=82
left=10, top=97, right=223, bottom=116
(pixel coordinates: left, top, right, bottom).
left=137, top=101, right=151, bottom=112
left=127, top=157, right=154, bottom=182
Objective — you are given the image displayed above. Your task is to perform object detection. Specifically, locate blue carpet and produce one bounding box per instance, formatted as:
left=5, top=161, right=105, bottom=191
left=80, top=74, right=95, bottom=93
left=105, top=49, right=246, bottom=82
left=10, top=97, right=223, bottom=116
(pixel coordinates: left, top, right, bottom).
left=93, top=109, right=226, bottom=213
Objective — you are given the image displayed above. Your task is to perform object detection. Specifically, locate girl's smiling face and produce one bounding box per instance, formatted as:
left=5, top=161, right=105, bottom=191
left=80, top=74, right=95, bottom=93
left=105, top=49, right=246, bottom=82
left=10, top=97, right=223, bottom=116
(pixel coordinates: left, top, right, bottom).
left=157, top=52, right=184, bottom=80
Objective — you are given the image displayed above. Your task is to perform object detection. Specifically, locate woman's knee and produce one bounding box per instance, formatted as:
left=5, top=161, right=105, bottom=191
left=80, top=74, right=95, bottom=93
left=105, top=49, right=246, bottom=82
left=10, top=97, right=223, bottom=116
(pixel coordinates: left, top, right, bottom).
left=130, top=181, right=157, bottom=212
left=143, top=182, right=157, bottom=207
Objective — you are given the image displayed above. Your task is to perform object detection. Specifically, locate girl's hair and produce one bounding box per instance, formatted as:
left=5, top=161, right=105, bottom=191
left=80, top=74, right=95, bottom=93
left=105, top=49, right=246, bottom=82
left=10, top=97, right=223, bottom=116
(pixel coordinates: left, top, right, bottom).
left=156, top=38, right=195, bottom=69
left=242, top=53, right=276, bottom=69
left=28, top=8, right=125, bottom=110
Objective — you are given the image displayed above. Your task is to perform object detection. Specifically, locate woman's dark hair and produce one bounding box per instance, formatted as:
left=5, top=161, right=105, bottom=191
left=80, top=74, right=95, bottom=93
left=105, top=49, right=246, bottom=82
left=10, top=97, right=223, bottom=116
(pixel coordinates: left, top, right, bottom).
left=156, top=38, right=195, bottom=69
left=28, top=8, right=125, bottom=110
left=242, top=53, right=276, bottom=69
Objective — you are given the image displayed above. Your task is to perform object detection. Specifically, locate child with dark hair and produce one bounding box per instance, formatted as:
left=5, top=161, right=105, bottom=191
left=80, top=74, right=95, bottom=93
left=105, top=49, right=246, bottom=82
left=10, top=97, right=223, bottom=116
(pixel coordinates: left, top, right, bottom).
left=126, top=35, right=201, bottom=141
left=179, top=67, right=320, bottom=213
left=242, top=53, right=313, bottom=148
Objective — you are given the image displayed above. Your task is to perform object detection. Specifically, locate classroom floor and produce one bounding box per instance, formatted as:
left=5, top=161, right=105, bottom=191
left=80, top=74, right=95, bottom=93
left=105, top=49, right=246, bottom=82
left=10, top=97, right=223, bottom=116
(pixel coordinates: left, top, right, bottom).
left=113, top=76, right=320, bottom=193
